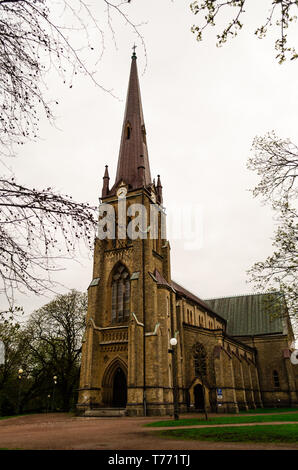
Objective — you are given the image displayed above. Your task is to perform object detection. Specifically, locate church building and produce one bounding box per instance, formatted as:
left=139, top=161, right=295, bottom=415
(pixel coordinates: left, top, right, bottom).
left=77, top=51, right=298, bottom=416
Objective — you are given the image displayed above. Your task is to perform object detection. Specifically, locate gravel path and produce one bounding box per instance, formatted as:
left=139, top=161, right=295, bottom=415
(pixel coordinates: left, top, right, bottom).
left=0, top=412, right=297, bottom=450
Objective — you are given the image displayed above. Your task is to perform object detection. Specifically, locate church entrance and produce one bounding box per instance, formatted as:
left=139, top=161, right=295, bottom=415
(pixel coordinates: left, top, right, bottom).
left=112, top=367, right=127, bottom=407
left=194, top=384, right=205, bottom=410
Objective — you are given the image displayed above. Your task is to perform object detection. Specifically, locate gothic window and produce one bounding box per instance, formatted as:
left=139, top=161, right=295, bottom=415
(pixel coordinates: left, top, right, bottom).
left=273, top=370, right=280, bottom=388
left=193, top=343, right=207, bottom=379
left=126, top=122, right=131, bottom=140
left=157, top=212, right=161, bottom=252
left=127, top=216, right=133, bottom=245
left=111, top=265, right=130, bottom=323
left=153, top=233, right=157, bottom=252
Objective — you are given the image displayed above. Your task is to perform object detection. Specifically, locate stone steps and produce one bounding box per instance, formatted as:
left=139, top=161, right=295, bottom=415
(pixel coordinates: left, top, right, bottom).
left=84, top=408, right=127, bottom=417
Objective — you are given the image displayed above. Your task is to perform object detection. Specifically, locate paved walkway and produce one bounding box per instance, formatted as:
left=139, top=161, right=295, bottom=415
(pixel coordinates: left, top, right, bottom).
left=0, top=412, right=297, bottom=450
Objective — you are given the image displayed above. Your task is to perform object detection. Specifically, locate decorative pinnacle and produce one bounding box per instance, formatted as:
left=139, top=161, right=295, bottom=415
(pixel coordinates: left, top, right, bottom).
left=132, top=43, right=137, bottom=59
left=104, top=165, right=109, bottom=179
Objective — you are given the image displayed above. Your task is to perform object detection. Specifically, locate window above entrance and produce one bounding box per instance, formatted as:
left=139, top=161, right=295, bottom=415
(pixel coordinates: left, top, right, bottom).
left=111, top=264, right=130, bottom=323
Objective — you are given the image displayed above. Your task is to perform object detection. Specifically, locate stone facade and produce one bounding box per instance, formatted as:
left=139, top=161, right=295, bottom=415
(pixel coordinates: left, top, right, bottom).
left=77, top=53, right=298, bottom=416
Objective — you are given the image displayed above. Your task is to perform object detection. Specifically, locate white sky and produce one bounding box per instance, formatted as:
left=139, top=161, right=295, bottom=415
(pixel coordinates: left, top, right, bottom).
left=4, top=1, right=298, bottom=326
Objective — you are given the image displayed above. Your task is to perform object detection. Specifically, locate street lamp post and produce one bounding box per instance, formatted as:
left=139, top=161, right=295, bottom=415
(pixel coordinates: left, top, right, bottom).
left=169, top=337, right=179, bottom=420
left=46, top=394, right=51, bottom=413
left=52, top=375, right=57, bottom=412
left=17, top=368, right=23, bottom=415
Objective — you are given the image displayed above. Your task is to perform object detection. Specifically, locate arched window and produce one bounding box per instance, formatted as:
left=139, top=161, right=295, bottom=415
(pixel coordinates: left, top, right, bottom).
left=193, top=343, right=207, bottom=378
left=273, top=370, right=280, bottom=388
left=111, top=264, right=130, bottom=323
left=126, top=122, right=131, bottom=140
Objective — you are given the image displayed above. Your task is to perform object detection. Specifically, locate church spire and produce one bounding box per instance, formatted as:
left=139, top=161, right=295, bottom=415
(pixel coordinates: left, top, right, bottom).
left=156, top=174, right=163, bottom=204
left=111, top=47, right=152, bottom=194
left=101, top=165, right=110, bottom=197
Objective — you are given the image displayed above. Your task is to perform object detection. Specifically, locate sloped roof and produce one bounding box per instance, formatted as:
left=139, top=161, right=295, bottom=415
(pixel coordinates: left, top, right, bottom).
left=153, top=269, right=171, bottom=288
left=205, top=293, right=286, bottom=336
left=172, top=280, right=226, bottom=323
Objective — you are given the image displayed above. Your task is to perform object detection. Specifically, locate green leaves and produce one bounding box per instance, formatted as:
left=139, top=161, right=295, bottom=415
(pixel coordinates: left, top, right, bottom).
left=190, top=1, right=298, bottom=63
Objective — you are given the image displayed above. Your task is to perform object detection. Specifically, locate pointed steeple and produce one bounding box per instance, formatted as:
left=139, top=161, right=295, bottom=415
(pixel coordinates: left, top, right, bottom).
left=156, top=174, right=163, bottom=204
left=102, top=165, right=110, bottom=197
left=110, top=49, right=152, bottom=194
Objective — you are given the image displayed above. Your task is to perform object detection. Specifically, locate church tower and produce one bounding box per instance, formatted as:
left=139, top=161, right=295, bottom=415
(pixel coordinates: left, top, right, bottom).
left=77, top=50, right=298, bottom=417
left=77, top=50, right=179, bottom=416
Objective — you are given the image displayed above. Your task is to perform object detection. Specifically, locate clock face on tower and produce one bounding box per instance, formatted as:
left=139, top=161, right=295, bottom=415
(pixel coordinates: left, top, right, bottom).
left=117, top=186, right=127, bottom=198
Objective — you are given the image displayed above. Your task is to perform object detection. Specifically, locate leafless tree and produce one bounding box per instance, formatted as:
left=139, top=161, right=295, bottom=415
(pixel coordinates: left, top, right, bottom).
left=0, top=0, right=145, bottom=157
left=0, top=1, right=146, bottom=305
left=248, top=132, right=298, bottom=206
left=247, top=132, right=298, bottom=323
left=0, top=177, right=98, bottom=304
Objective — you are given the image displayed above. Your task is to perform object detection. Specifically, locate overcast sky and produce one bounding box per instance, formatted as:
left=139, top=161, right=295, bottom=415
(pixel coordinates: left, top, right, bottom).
left=5, top=1, right=298, bottom=328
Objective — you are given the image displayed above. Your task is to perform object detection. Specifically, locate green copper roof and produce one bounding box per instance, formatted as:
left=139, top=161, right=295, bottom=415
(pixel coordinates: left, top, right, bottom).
left=205, top=293, right=286, bottom=336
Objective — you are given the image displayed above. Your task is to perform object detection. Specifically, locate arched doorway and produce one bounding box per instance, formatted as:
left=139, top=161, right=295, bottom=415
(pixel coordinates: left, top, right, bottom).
left=112, top=367, right=127, bottom=407
left=194, top=384, right=204, bottom=410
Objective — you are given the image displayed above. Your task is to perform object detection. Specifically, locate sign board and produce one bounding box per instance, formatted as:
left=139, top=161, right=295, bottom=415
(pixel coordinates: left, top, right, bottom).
left=216, top=388, right=223, bottom=400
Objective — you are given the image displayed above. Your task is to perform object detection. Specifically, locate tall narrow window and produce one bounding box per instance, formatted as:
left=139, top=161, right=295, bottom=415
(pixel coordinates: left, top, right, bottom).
left=273, top=370, right=280, bottom=388
left=123, top=272, right=130, bottom=319
left=126, top=122, right=131, bottom=140
left=111, top=264, right=130, bottom=323
left=117, top=278, right=124, bottom=322
left=111, top=281, right=117, bottom=323
left=193, top=343, right=207, bottom=378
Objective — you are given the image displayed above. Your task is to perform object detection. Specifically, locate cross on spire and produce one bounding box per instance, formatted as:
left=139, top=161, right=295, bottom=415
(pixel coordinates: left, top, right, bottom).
left=132, top=43, right=137, bottom=59
left=109, top=47, right=151, bottom=195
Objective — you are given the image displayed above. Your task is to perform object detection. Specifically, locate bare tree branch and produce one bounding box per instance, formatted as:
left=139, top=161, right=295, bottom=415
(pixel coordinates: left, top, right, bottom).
left=247, top=131, right=298, bottom=324
left=190, top=1, right=298, bottom=64
left=0, top=0, right=146, bottom=157
left=0, top=177, right=98, bottom=304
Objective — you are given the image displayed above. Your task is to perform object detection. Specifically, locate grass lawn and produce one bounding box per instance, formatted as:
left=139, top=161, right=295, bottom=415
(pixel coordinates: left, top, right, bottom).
left=0, top=412, right=46, bottom=421
left=155, top=424, right=298, bottom=444
left=146, top=412, right=298, bottom=427
left=0, top=415, right=23, bottom=421
left=239, top=407, right=298, bottom=414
